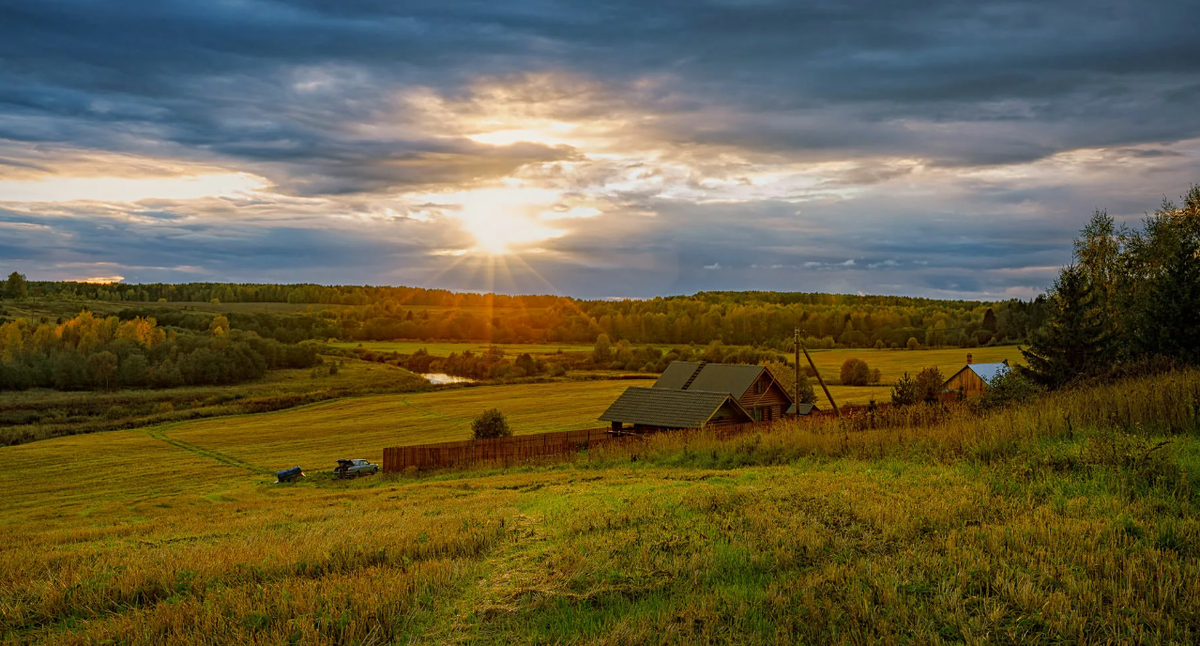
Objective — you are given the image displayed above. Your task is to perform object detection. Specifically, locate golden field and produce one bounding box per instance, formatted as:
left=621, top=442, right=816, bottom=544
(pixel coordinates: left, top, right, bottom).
left=2, top=368, right=1198, bottom=644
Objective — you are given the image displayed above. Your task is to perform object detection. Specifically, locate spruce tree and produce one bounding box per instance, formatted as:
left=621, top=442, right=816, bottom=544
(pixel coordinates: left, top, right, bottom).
left=1020, top=264, right=1110, bottom=388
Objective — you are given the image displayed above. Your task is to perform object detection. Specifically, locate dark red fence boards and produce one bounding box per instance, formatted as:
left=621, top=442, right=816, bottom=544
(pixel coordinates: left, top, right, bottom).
left=383, top=427, right=616, bottom=472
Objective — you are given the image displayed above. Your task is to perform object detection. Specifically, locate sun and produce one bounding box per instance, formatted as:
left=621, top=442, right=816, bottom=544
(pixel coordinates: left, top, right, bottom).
left=416, top=186, right=566, bottom=255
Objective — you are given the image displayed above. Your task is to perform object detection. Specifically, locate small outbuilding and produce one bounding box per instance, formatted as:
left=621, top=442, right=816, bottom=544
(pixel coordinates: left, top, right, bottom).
left=786, top=402, right=820, bottom=416
left=943, top=355, right=1010, bottom=399
left=599, top=387, right=754, bottom=433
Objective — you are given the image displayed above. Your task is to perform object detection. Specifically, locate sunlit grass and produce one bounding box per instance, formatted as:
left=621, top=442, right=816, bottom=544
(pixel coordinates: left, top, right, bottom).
left=2, top=369, right=1197, bottom=644
left=0, top=358, right=430, bottom=446
left=163, top=378, right=652, bottom=469
left=329, top=340, right=597, bottom=357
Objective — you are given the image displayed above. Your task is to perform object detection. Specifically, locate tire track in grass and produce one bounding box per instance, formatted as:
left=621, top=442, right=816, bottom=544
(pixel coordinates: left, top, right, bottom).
left=141, top=423, right=273, bottom=475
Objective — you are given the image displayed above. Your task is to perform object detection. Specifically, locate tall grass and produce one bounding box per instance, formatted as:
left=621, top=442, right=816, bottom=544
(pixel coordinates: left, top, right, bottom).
left=0, top=483, right=515, bottom=645
left=580, top=368, right=1200, bottom=471
left=3, top=369, right=1197, bottom=644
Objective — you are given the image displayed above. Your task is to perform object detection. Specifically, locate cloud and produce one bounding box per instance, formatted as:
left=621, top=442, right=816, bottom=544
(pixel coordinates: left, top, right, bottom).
left=1, top=0, right=1199, bottom=298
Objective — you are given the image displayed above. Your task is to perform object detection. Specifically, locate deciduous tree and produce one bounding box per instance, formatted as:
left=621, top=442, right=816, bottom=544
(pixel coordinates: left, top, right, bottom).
left=471, top=408, right=512, bottom=440
left=4, top=272, right=27, bottom=300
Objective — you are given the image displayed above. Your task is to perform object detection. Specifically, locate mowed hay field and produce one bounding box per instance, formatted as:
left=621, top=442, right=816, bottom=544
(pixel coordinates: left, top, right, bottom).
left=160, top=378, right=652, bottom=470
left=2, top=369, right=1199, bottom=644
left=328, top=342, right=1024, bottom=407
left=329, top=340, right=596, bottom=357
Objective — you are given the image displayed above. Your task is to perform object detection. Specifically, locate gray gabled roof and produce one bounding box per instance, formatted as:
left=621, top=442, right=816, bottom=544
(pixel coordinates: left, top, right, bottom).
left=651, top=361, right=776, bottom=400
left=688, top=364, right=769, bottom=399
left=653, top=361, right=704, bottom=390
left=599, top=387, right=752, bottom=429
left=967, top=362, right=1009, bottom=383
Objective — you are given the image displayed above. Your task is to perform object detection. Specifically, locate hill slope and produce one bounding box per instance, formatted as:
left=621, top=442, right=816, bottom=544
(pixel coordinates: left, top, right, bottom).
left=2, top=370, right=1198, bottom=644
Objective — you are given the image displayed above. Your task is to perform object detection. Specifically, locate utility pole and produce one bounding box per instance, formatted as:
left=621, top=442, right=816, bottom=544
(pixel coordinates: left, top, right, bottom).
left=796, top=327, right=840, bottom=418
left=794, top=328, right=800, bottom=411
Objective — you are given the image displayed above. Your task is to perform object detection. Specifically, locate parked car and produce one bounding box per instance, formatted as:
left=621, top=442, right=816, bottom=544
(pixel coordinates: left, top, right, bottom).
left=276, top=466, right=305, bottom=483
left=334, top=458, right=379, bottom=478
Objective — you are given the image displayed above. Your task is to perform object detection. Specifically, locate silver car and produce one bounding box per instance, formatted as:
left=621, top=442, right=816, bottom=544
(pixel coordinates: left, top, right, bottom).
left=334, top=458, right=379, bottom=478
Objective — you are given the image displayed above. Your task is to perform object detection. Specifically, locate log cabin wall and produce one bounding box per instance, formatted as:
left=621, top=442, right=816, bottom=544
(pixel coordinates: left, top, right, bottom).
left=738, top=373, right=792, bottom=421
left=944, top=368, right=988, bottom=398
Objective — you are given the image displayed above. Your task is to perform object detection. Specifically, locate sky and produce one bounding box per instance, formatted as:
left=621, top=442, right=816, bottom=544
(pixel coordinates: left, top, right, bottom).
left=1, top=1, right=1199, bottom=300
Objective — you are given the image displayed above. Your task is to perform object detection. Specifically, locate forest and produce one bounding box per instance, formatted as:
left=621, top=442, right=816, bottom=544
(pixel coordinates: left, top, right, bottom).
left=1019, top=185, right=1200, bottom=388
left=0, top=311, right=321, bottom=391
left=3, top=280, right=1047, bottom=350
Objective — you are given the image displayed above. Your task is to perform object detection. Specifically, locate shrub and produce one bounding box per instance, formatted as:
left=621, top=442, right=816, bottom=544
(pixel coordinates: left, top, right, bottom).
left=914, top=366, right=945, bottom=402
left=839, top=358, right=872, bottom=386
left=471, top=408, right=512, bottom=440
left=592, top=334, right=612, bottom=364
left=980, top=368, right=1043, bottom=408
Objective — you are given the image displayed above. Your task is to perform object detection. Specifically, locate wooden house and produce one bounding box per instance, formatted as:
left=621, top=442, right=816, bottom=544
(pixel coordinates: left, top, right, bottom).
left=651, top=361, right=795, bottom=422
left=942, top=357, right=1010, bottom=399
left=599, top=387, right=753, bottom=433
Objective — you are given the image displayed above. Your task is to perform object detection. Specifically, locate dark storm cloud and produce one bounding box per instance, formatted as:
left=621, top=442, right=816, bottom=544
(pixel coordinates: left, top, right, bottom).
left=5, top=0, right=1200, bottom=177
left=2, top=0, right=1200, bottom=297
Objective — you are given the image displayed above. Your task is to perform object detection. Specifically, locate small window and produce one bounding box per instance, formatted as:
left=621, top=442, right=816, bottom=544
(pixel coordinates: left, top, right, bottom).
left=756, top=380, right=767, bottom=394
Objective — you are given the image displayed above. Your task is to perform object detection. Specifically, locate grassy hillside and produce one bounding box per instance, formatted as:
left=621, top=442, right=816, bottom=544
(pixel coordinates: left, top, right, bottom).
left=2, top=369, right=1197, bottom=644
left=164, top=379, right=652, bottom=470
left=0, top=358, right=431, bottom=446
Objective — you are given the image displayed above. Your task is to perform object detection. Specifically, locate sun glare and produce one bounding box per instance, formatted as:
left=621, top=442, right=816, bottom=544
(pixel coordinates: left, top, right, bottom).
left=466, top=121, right=581, bottom=147
left=415, top=186, right=570, bottom=255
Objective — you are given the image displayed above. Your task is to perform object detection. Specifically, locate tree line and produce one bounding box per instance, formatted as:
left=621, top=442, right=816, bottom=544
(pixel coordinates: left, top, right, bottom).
left=4, top=278, right=1047, bottom=350
left=0, top=312, right=321, bottom=391
left=1021, top=184, right=1200, bottom=388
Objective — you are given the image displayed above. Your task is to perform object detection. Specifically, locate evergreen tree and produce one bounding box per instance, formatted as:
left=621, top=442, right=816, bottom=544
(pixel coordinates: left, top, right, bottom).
left=1020, top=264, right=1110, bottom=388
left=891, top=372, right=920, bottom=406
left=982, top=308, right=997, bottom=333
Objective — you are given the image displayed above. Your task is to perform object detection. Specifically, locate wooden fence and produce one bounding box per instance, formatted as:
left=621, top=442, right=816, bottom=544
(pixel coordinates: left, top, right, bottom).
left=382, top=403, right=887, bottom=472
left=383, top=427, right=620, bottom=472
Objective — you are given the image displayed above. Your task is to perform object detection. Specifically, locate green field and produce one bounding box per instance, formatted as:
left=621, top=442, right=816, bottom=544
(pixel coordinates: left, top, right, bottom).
left=330, top=340, right=597, bottom=357
left=163, top=378, right=652, bottom=470
left=2, top=369, right=1198, bottom=644
left=332, top=341, right=1025, bottom=409
left=0, top=358, right=430, bottom=446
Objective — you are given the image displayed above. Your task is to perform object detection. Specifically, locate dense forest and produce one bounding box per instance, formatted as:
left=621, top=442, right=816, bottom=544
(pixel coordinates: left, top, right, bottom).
left=3, top=278, right=1047, bottom=351
left=0, top=311, right=321, bottom=391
